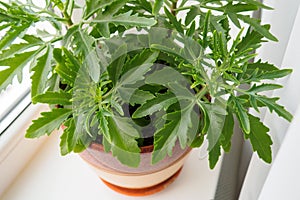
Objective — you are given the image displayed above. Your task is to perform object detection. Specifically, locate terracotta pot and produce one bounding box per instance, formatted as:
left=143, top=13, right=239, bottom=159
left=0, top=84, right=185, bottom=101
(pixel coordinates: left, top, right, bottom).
left=80, top=141, right=191, bottom=196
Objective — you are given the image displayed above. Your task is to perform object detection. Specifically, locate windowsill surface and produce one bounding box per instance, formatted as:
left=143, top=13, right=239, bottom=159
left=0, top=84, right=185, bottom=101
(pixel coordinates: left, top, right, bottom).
left=2, top=133, right=222, bottom=200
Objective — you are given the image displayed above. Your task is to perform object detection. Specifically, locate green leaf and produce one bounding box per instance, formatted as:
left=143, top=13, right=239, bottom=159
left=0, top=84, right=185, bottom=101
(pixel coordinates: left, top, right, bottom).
left=164, top=7, right=184, bottom=34
left=256, top=96, right=293, bottom=122
left=74, top=29, right=100, bottom=82
left=107, top=43, right=127, bottom=85
left=50, top=0, right=64, bottom=10
left=107, top=116, right=140, bottom=167
left=152, top=105, right=195, bottom=164
left=208, top=142, right=221, bottom=169
left=123, top=49, right=158, bottom=74
left=205, top=103, right=227, bottom=151
left=118, top=51, right=159, bottom=86
left=185, top=6, right=200, bottom=26
left=228, top=12, right=241, bottom=28
left=31, top=45, right=53, bottom=98
left=0, top=50, right=37, bottom=92
left=258, top=69, right=293, bottom=80
left=145, top=67, right=184, bottom=86
left=236, top=26, right=265, bottom=54
left=223, top=3, right=258, bottom=13
left=60, top=118, right=76, bottom=155
left=0, top=35, right=43, bottom=60
left=54, top=47, right=80, bottom=86
left=117, top=85, right=156, bottom=104
left=60, top=125, right=69, bottom=155
left=220, top=110, right=234, bottom=152
left=247, top=83, right=282, bottom=94
left=186, top=21, right=196, bottom=37
left=133, top=92, right=177, bottom=118
left=237, top=0, right=273, bottom=10
left=32, top=91, right=72, bottom=105
left=245, top=114, right=272, bottom=163
left=84, top=0, right=115, bottom=19
left=129, top=89, right=155, bottom=105
left=97, top=110, right=111, bottom=142
left=202, top=10, right=211, bottom=48
left=93, top=10, right=157, bottom=27
left=237, top=15, right=278, bottom=41
left=233, top=97, right=250, bottom=134
left=0, top=22, right=31, bottom=51
left=26, top=108, right=72, bottom=138
left=153, top=0, right=164, bottom=15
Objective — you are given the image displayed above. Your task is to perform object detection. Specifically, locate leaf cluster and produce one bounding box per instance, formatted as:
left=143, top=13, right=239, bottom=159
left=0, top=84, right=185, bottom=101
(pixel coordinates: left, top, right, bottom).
left=0, top=0, right=292, bottom=169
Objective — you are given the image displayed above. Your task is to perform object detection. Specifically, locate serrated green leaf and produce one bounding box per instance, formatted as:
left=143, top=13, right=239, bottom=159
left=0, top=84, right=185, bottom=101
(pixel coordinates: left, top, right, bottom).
left=205, top=103, right=227, bottom=150
left=60, top=125, right=69, bottom=155
left=0, top=22, right=31, bottom=51
left=257, top=96, right=293, bottom=122
left=93, top=10, right=156, bottom=27
left=237, top=15, right=278, bottom=41
left=133, top=93, right=177, bottom=118
left=0, top=35, right=43, bottom=60
left=31, top=45, right=53, bottom=98
left=97, top=110, right=111, bottom=142
left=153, top=0, right=164, bottom=15
left=245, top=114, right=272, bottom=163
left=26, top=108, right=72, bottom=138
left=233, top=97, right=250, bottom=134
left=129, top=89, right=155, bottom=105
left=60, top=118, right=75, bottom=155
left=236, top=26, right=264, bottom=54
left=0, top=50, right=37, bottom=92
left=107, top=116, right=140, bottom=167
left=224, top=3, right=258, bottom=13
left=118, top=50, right=159, bottom=86
left=84, top=0, right=115, bottom=19
left=247, top=83, right=282, bottom=94
left=111, top=99, right=124, bottom=116
left=125, top=50, right=158, bottom=71
left=258, top=69, right=292, bottom=80
left=32, top=91, right=72, bottom=105
left=152, top=105, right=195, bottom=164
left=54, top=47, right=80, bottom=86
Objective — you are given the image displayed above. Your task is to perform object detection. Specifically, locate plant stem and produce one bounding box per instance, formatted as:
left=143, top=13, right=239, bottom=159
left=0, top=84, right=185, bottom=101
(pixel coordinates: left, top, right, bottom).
left=171, top=0, right=178, bottom=15
left=196, top=85, right=208, bottom=100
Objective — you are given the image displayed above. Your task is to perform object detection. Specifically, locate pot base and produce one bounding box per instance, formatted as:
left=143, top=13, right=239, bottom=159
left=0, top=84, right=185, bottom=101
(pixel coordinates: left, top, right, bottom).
left=100, top=167, right=183, bottom=196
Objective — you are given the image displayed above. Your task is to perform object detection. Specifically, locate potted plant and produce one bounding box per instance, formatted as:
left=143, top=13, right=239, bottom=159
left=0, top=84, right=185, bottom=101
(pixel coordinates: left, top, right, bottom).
left=0, top=0, right=293, bottom=196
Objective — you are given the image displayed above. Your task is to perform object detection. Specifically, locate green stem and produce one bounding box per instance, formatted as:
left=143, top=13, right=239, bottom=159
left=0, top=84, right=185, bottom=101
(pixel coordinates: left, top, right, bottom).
left=196, top=85, right=208, bottom=100
left=171, top=0, right=178, bottom=15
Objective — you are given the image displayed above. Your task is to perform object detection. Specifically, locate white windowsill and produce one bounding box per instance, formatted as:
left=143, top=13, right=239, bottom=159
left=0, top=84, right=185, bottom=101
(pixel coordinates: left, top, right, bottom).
left=1, top=132, right=223, bottom=200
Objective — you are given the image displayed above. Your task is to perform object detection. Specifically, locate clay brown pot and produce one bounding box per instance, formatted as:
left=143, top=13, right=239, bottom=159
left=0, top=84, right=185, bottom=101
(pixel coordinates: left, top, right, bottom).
left=80, top=141, right=191, bottom=196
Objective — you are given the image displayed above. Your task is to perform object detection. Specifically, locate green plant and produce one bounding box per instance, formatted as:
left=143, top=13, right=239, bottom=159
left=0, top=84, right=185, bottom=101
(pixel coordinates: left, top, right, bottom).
left=0, top=0, right=292, bottom=169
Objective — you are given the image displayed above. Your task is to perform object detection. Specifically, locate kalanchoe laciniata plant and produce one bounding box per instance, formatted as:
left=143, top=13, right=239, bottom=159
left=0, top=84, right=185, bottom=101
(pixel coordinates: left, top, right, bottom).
left=0, top=0, right=292, bottom=169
